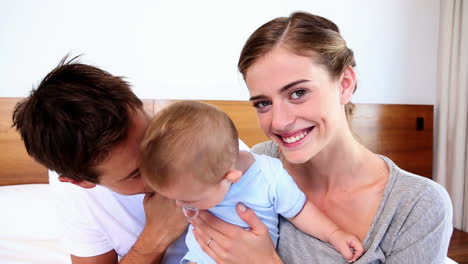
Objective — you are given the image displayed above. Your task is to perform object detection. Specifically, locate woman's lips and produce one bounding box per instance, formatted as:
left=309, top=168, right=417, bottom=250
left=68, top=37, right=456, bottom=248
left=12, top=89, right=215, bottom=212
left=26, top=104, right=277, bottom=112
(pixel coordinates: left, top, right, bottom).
left=276, top=127, right=314, bottom=144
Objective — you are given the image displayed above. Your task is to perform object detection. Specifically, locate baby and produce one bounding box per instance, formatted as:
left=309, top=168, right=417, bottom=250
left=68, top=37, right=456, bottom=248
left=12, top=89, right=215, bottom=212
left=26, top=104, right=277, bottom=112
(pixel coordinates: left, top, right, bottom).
left=140, top=101, right=364, bottom=264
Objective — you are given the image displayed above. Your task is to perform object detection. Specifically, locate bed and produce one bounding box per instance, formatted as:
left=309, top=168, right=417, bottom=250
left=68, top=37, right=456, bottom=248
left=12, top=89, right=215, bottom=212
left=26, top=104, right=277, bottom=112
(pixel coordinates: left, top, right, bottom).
left=1, top=97, right=453, bottom=263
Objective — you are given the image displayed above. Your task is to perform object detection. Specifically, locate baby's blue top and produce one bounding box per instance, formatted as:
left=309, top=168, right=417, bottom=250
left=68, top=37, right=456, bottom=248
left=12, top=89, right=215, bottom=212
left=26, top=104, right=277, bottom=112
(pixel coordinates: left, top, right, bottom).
left=182, top=152, right=306, bottom=264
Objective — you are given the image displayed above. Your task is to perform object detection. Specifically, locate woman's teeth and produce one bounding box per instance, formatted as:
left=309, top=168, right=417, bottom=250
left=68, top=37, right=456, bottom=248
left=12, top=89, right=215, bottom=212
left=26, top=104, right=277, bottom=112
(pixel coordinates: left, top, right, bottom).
left=282, top=130, right=309, bottom=144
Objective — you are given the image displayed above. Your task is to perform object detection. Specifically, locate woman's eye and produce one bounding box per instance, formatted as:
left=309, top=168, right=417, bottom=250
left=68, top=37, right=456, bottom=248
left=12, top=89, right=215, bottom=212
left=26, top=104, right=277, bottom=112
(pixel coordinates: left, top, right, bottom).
left=253, top=100, right=272, bottom=109
left=290, top=89, right=307, bottom=99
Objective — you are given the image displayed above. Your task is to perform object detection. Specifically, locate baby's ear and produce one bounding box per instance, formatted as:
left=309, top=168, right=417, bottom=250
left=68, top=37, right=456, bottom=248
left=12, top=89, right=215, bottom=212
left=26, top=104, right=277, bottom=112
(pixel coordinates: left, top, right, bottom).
left=224, top=169, right=242, bottom=183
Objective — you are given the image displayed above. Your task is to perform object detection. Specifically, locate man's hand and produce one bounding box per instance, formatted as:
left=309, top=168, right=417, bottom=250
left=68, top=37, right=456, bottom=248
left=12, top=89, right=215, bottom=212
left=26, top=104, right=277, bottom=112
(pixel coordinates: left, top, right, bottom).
left=143, top=192, right=188, bottom=247
left=121, top=192, right=188, bottom=264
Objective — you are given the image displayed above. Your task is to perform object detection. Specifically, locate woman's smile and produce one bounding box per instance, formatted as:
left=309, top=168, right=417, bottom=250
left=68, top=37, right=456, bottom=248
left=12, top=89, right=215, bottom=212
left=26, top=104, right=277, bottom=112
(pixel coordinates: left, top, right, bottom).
left=275, top=126, right=315, bottom=147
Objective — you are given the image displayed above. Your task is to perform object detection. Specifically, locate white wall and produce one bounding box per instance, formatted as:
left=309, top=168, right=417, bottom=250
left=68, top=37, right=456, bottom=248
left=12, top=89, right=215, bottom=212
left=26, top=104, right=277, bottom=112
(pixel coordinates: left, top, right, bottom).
left=0, top=0, right=439, bottom=104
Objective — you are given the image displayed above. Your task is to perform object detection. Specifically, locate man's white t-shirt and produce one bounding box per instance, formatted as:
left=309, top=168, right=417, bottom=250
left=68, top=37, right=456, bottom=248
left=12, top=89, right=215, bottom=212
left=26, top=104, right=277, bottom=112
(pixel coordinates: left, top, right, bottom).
left=49, top=139, right=250, bottom=262
left=49, top=172, right=188, bottom=262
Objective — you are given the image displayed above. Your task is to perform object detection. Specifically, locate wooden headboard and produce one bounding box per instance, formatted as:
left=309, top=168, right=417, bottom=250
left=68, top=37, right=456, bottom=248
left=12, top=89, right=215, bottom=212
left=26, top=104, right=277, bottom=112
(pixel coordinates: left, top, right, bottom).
left=0, top=97, right=433, bottom=186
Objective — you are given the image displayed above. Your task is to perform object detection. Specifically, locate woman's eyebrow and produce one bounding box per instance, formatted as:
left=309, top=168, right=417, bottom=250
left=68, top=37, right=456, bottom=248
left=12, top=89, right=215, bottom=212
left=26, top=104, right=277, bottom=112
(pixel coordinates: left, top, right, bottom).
left=249, top=79, right=310, bottom=101
left=279, top=79, right=310, bottom=93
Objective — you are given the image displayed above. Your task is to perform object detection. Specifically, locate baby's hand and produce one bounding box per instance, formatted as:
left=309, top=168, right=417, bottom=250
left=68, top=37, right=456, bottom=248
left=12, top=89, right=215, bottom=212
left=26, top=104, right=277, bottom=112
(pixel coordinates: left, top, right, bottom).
left=328, top=229, right=364, bottom=263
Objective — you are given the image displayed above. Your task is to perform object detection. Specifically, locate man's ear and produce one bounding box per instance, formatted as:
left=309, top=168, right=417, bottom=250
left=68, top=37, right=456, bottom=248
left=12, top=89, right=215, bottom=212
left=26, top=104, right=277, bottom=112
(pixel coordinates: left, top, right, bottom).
left=224, top=169, right=243, bottom=183
left=339, top=65, right=357, bottom=105
left=58, top=176, right=97, bottom=189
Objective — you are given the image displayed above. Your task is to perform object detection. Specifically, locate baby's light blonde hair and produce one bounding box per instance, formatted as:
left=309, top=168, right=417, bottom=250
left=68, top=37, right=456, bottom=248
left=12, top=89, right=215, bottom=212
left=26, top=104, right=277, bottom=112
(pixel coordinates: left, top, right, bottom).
left=140, top=101, right=239, bottom=190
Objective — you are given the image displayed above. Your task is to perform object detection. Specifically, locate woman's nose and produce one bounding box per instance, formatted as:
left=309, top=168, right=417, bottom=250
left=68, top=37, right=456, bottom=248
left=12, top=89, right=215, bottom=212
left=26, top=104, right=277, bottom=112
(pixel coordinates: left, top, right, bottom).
left=271, top=103, right=295, bottom=132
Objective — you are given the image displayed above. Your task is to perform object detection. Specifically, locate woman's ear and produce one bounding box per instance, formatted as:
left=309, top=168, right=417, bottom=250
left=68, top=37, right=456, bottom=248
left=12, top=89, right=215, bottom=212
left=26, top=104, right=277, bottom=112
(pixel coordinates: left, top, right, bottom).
left=339, top=65, right=357, bottom=105
left=224, top=169, right=243, bottom=183
left=58, top=176, right=97, bottom=189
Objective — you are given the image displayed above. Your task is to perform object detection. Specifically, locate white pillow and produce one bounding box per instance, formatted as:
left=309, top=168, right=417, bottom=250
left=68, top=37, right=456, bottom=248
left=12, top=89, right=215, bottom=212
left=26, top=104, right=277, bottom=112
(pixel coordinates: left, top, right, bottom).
left=238, top=138, right=250, bottom=151
left=446, top=257, right=459, bottom=264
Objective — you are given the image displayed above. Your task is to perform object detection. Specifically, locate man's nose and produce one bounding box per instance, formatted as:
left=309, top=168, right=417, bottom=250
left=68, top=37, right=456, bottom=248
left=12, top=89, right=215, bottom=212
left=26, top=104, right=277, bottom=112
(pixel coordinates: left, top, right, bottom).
left=142, top=181, right=154, bottom=194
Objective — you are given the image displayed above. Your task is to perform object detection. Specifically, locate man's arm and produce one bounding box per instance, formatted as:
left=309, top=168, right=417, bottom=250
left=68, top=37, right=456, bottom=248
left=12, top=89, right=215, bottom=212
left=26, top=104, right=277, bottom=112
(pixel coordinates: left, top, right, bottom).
left=120, top=192, right=188, bottom=264
left=69, top=234, right=169, bottom=264
left=71, top=251, right=118, bottom=264
left=70, top=192, right=188, bottom=264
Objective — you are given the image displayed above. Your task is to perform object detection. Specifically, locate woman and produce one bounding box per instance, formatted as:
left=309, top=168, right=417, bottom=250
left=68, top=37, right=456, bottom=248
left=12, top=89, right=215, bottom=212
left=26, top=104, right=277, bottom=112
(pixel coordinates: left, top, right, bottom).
left=191, top=11, right=453, bottom=263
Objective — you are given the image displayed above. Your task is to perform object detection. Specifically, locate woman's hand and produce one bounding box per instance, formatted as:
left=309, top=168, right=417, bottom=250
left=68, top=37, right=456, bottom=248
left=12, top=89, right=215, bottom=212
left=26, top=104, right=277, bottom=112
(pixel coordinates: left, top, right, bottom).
left=190, top=203, right=283, bottom=264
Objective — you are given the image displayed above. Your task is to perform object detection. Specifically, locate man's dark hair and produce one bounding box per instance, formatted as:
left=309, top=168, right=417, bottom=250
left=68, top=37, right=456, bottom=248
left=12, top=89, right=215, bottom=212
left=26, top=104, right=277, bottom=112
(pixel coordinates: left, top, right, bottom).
left=12, top=56, right=143, bottom=183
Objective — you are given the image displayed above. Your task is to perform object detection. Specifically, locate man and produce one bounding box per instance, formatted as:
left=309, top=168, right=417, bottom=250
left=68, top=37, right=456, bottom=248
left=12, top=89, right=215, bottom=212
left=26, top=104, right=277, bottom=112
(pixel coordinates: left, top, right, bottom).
left=13, top=56, right=188, bottom=263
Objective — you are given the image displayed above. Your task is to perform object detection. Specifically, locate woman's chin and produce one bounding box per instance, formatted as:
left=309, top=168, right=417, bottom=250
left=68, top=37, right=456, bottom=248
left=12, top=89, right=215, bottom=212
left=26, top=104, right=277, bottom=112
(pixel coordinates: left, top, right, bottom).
left=281, top=151, right=312, bottom=164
